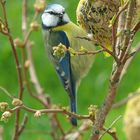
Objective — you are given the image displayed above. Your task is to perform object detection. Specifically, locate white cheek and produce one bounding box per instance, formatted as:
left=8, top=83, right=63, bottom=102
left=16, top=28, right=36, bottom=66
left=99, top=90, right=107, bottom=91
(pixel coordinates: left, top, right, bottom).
left=42, top=13, right=59, bottom=27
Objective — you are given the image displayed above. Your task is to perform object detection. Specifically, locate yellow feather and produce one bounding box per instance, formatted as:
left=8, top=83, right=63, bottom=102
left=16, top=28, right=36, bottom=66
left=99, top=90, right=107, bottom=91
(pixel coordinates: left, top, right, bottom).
left=52, top=22, right=95, bottom=85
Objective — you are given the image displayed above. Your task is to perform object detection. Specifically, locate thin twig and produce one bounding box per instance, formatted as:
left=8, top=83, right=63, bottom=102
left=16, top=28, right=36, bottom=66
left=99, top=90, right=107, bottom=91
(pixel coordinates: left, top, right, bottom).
left=120, top=42, right=140, bottom=80
left=112, top=23, right=116, bottom=54
left=21, top=6, right=49, bottom=104
left=76, top=49, right=104, bottom=56
left=76, top=36, right=119, bottom=62
left=22, top=0, right=27, bottom=35
left=0, top=86, right=13, bottom=99
left=21, top=0, right=49, bottom=107
left=26, top=42, right=50, bottom=107
left=0, top=1, right=24, bottom=99
left=115, top=7, right=126, bottom=56
left=112, top=88, right=140, bottom=108
left=0, top=126, right=3, bottom=140
left=18, top=114, right=28, bottom=135
left=23, top=29, right=32, bottom=46
left=13, top=109, right=20, bottom=140
left=131, top=21, right=140, bottom=36
left=64, top=121, right=91, bottom=140
left=0, top=2, right=24, bottom=140
left=99, top=115, right=122, bottom=140
left=112, top=1, right=129, bottom=55
left=53, top=114, right=65, bottom=136
left=99, top=46, right=119, bottom=63
left=114, top=1, right=129, bottom=25
left=120, top=0, right=136, bottom=61
left=9, top=105, right=91, bottom=121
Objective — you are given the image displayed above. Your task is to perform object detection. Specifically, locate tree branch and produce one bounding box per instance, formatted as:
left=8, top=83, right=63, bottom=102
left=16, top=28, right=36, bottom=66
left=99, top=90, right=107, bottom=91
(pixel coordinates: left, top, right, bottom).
left=7, top=105, right=92, bottom=121
left=112, top=89, right=140, bottom=108
left=90, top=1, right=137, bottom=139
left=112, top=1, right=129, bottom=55
left=0, top=1, right=24, bottom=140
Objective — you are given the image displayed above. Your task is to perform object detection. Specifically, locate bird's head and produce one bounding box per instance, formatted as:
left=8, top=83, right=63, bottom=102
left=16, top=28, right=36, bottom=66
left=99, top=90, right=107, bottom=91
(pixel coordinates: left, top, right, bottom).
left=41, top=4, right=70, bottom=29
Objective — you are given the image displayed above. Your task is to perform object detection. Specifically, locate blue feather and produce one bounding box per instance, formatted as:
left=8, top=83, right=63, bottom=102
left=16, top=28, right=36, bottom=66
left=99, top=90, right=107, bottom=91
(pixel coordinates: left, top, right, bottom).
left=56, top=31, right=77, bottom=126
left=46, top=30, right=77, bottom=126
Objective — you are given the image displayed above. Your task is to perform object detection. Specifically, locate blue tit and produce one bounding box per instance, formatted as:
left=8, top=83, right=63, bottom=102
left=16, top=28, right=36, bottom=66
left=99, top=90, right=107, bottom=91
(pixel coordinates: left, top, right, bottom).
left=41, top=4, right=95, bottom=126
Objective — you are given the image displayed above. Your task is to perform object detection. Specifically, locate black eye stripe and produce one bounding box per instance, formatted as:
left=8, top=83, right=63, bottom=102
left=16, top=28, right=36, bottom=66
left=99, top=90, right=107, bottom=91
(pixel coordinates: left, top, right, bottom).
left=50, top=12, right=60, bottom=15
left=45, top=11, right=65, bottom=16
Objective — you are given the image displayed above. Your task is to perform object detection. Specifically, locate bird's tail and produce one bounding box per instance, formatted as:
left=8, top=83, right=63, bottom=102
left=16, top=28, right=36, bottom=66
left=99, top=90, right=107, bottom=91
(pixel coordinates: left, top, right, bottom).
left=70, top=98, right=77, bottom=126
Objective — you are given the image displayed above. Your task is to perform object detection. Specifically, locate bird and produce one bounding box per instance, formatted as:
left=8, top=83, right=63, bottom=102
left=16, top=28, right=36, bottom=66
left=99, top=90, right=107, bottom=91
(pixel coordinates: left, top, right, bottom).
left=76, top=0, right=140, bottom=50
left=41, top=4, right=95, bottom=126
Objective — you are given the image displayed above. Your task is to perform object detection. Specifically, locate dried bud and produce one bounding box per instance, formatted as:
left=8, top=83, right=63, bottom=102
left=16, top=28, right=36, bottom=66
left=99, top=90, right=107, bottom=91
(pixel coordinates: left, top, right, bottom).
left=34, top=111, right=42, bottom=118
left=1, top=111, right=12, bottom=122
left=0, top=102, right=9, bottom=112
left=12, top=98, right=23, bottom=106
left=88, top=105, right=97, bottom=118
left=24, top=60, right=30, bottom=69
left=14, top=38, right=24, bottom=48
left=0, top=19, right=8, bottom=34
left=30, top=21, right=40, bottom=31
left=53, top=43, right=66, bottom=58
left=34, top=0, right=46, bottom=13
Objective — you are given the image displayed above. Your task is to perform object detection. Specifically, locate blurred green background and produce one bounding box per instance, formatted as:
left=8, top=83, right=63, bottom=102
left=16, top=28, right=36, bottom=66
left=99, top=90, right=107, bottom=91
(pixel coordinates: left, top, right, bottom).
left=0, top=0, right=140, bottom=140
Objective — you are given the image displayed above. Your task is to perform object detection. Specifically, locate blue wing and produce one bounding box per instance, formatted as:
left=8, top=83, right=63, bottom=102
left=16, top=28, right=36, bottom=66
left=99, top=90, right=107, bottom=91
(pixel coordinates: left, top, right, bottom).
left=47, top=31, right=77, bottom=126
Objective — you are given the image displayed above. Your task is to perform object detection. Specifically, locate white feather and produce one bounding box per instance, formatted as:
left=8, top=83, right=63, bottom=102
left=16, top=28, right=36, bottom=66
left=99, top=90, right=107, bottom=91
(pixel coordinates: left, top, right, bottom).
left=42, top=13, right=59, bottom=27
